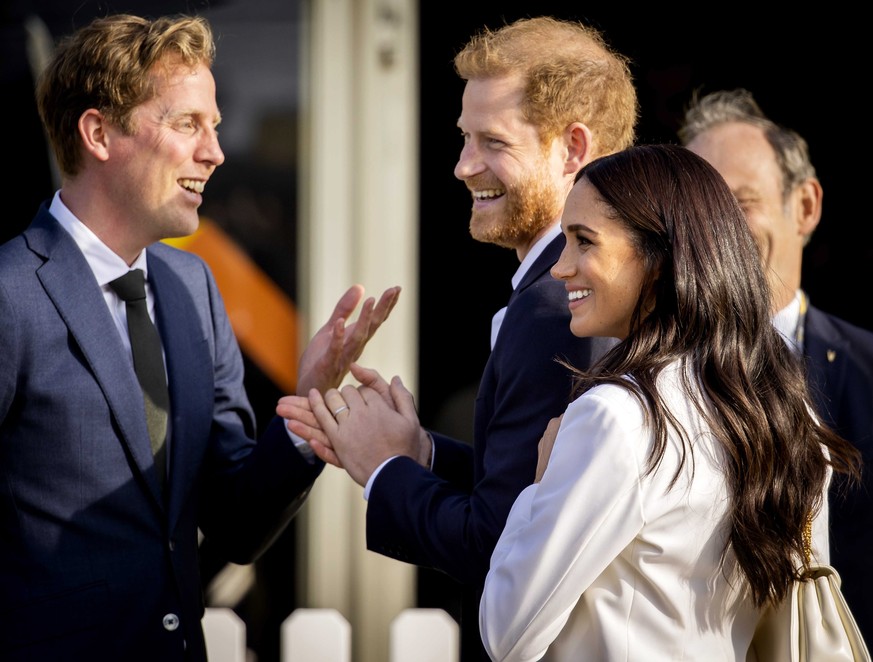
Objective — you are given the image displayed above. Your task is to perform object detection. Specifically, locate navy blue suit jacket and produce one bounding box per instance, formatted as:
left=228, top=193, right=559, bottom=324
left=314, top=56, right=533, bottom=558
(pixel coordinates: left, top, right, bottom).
left=0, top=206, right=324, bottom=661
left=803, top=304, right=873, bottom=642
left=365, top=234, right=615, bottom=661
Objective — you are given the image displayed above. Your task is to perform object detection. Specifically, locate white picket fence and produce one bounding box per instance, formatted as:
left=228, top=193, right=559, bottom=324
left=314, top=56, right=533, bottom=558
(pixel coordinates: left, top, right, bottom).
left=203, top=607, right=460, bottom=662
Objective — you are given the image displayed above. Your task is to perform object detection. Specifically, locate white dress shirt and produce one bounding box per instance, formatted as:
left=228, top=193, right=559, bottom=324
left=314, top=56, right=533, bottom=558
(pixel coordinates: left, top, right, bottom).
left=49, top=192, right=314, bottom=463
left=772, top=289, right=804, bottom=354
left=365, top=224, right=564, bottom=498
left=50, top=192, right=156, bottom=355
left=480, top=359, right=830, bottom=662
left=491, top=224, right=562, bottom=348
left=49, top=192, right=175, bottom=466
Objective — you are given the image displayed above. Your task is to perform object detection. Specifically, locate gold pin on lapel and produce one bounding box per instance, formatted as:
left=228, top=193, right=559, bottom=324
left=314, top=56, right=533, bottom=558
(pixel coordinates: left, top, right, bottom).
left=827, top=350, right=836, bottom=363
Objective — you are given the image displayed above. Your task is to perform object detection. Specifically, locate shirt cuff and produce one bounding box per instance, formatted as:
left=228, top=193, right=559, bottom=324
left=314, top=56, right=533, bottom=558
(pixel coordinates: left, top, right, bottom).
left=284, top=423, right=316, bottom=464
left=363, top=433, right=435, bottom=500
left=364, top=456, right=397, bottom=500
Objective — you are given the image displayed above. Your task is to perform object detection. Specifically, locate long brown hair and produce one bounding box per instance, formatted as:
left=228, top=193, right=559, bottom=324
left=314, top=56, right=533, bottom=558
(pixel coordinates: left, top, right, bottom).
left=569, top=144, right=860, bottom=607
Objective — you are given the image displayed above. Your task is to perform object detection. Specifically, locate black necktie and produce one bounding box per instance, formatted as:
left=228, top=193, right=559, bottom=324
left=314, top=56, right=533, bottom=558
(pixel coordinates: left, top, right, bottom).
left=109, top=269, right=169, bottom=491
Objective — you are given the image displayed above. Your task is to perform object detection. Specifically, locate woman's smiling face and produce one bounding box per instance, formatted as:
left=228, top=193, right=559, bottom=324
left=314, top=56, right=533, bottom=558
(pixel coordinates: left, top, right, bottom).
left=550, top=177, right=647, bottom=340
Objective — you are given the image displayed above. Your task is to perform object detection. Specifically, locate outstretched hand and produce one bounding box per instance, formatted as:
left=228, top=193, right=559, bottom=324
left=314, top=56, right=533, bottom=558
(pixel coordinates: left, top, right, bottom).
left=296, top=284, right=401, bottom=395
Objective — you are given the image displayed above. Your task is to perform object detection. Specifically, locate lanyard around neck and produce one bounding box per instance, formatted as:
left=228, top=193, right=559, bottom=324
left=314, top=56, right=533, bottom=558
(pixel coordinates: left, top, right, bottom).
left=794, top=290, right=808, bottom=349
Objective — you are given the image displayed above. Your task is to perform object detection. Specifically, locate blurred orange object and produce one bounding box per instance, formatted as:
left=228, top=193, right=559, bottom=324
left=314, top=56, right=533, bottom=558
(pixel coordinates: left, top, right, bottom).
left=165, top=218, right=298, bottom=393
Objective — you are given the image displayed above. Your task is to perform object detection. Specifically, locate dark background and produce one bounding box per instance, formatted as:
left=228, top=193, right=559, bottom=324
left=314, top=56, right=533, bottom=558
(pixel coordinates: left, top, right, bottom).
left=416, top=5, right=870, bottom=434
left=414, top=5, right=870, bottom=621
left=4, top=1, right=869, bottom=657
left=6, top=4, right=868, bottom=430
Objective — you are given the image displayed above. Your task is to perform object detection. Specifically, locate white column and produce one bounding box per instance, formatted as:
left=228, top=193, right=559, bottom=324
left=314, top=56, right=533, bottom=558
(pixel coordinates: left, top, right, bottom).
left=297, top=2, right=419, bottom=662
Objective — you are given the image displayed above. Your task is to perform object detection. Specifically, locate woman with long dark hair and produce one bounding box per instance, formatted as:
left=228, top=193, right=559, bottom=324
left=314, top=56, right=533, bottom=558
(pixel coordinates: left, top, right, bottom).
left=478, top=144, right=861, bottom=661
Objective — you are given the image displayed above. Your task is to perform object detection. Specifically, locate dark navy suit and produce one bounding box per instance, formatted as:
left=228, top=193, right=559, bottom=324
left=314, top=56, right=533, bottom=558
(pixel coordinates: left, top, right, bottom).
left=0, top=206, right=324, bottom=661
left=803, top=303, right=873, bottom=643
left=365, top=234, right=615, bottom=661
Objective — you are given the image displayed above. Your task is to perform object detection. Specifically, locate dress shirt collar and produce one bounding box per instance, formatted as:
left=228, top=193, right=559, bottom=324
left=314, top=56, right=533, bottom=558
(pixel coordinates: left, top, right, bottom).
left=772, top=289, right=803, bottom=354
left=49, top=190, right=149, bottom=284
left=491, top=224, right=562, bottom=350
left=511, top=223, right=561, bottom=291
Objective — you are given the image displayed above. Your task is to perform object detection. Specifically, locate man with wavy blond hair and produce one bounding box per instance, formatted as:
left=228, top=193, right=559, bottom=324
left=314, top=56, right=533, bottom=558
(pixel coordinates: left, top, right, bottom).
left=0, top=13, right=398, bottom=660
left=281, top=16, right=638, bottom=661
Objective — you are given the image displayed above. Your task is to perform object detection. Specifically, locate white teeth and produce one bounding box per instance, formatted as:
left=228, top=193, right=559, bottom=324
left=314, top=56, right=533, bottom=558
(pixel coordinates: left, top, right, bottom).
left=180, top=179, right=205, bottom=193
left=568, top=289, right=591, bottom=301
left=473, top=188, right=504, bottom=200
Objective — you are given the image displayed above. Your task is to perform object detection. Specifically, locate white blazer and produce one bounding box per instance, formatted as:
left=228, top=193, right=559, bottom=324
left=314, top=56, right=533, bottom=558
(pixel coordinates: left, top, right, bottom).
left=479, top=361, right=830, bottom=662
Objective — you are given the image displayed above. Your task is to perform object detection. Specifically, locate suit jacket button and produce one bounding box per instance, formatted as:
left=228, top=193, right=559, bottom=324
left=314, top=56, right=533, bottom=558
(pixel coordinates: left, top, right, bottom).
left=163, top=613, right=180, bottom=631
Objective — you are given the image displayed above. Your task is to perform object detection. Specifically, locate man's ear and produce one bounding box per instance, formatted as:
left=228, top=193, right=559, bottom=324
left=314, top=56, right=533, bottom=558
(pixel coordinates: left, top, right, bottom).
left=564, top=122, right=593, bottom=176
left=796, top=177, right=823, bottom=238
left=78, top=109, right=111, bottom=163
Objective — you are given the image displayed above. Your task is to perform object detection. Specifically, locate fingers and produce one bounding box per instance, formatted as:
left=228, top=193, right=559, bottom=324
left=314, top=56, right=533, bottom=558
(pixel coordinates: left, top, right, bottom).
left=388, top=375, right=418, bottom=419
left=277, top=394, right=327, bottom=441
left=350, top=363, right=392, bottom=403
left=545, top=415, right=563, bottom=438
left=309, top=438, right=344, bottom=468
left=296, top=285, right=398, bottom=397
left=308, top=387, right=339, bottom=433
left=323, top=284, right=370, bottom=363
left=370, top=286, right=401, bottom=330
left=340, top=286, right=401, bottom=362
left=349, top=362, right=383, bottom=385
left=312, top=384, right=362, bottom=428
left=276, top=394, right=314, bottom=418
left=356, top=286, right=401, bottom=344
left=278, top=405, right=322, bottom=436
left=329, top=284, right=366, bottom=324
left=285, top=417, right=332, bottom=450
left=279, top=393, right=339, bottom=464
left=385, top=376, right=426, bottom=465
left=341, top=298, right=377, bottom=362
left=327, top=318, right=347, bottom=366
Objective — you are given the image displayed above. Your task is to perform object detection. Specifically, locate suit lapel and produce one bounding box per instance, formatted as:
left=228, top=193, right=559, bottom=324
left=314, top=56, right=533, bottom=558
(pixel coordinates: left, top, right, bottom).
left=804, top=306, right=850, bottom=428
left=148, top=250, right=214, bottom=524
left=27, top=210, right=163, bottom=503
left=511, top=232, right=566, bottom=302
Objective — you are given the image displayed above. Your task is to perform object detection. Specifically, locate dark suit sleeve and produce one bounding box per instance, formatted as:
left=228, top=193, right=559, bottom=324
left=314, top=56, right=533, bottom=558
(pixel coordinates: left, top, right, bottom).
left=805, top=308, right=873, bottom=642
left=190, top=258, right=324, bottom=564
left=198, top=416, right=324, bottom=563
left=0, top=268, right=19, bottom=424
left=366, top=276, right=607, bottom=586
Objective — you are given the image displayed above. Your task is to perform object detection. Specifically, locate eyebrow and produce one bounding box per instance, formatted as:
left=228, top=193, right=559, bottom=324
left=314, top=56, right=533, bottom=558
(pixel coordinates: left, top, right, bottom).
left=565, top=223, right=598, bottom=234
left=168, top=107, right=222, bottom=126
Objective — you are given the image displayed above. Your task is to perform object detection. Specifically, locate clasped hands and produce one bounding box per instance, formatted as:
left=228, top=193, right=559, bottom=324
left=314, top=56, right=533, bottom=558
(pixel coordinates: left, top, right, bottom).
left=277, top=363, right=432, bottom=487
